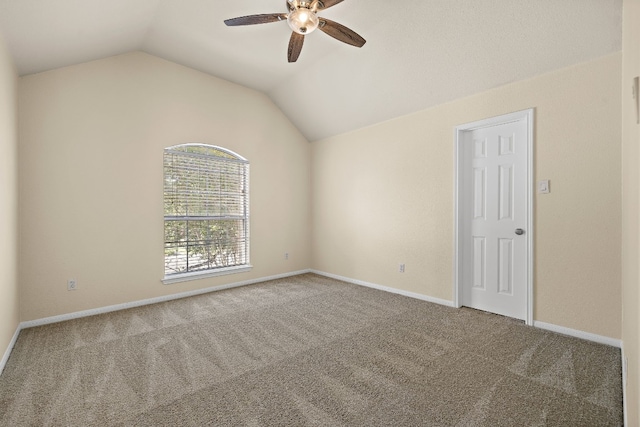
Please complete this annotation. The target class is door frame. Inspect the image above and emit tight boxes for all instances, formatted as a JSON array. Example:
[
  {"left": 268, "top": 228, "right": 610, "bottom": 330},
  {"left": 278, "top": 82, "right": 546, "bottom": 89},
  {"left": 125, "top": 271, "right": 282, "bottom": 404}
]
[{"left": 453, "top": 109, "right": 534, "bottom": 325}]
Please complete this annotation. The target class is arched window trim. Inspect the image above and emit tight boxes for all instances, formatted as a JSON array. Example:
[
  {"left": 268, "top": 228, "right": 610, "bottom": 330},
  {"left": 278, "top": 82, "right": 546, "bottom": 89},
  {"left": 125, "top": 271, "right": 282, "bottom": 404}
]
[
  {"left": 165, "top": 143, "right": 248, "bottom": 162},
  {"left": 162, "top": 143, "right": 251, "bottom": 285}
]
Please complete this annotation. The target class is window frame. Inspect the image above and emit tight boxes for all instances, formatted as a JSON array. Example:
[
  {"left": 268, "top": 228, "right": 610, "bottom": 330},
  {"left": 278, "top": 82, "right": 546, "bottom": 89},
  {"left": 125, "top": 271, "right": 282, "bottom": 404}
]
[{"left": 162, "top": 143, "right": 251, "bottom": 284}]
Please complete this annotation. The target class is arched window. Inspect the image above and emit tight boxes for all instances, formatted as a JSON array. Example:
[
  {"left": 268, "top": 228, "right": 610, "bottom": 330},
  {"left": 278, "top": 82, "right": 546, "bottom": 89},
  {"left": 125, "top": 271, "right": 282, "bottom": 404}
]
[{"left": 163, "top": 144, "right": 250, "bottom": 283}]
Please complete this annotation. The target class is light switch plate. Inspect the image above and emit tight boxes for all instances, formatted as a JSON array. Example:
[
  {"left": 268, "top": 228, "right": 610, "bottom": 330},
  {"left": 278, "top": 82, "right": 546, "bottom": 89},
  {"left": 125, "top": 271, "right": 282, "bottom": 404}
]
[{"left": 538, "top": 180, "right": 550, "bottom": 194}]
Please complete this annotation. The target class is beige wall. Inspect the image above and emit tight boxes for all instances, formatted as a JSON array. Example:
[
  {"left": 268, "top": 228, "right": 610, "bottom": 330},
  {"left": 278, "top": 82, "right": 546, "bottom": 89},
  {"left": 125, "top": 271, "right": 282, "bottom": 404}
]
[
  {"left": 7, "top": 27, "right": 633, "bottom": 417},
  {"left": 312, "top": 53, "right": 622, "bottom": 340},
  {"left": 0, "top": 33, "right": 19, "bottom": 362},
  {"left": 622, "top": 0, "right": 640, "bottom": 423},
  {"left": 18, "top": 52, "right": 311, "bottom": 321}
]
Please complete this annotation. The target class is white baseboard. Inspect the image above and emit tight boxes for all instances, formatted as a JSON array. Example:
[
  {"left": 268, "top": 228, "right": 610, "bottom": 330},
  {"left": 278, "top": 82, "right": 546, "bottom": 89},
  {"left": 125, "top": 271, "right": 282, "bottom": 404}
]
[
  {"left": 5, "top": 268, "right": 625, "bottom": 386},
  {"left": 310, "top": 270, "right": 456, "bottom": 308},
  {"left": 311, "top": 270, "right": 623, "bottom": 350},
  {"left": 533, "top": 321, "right": 622, "bottom": 348},
  {"left": 20, "top": 269, "right": 312, "bottom": 329},
  {"left": 1, "top": 269, "right": 310, "bottom": 375},
  {"left": 0, "top": 324, "right": 22, "bottom": 375},
  {"left": 622, "top": 342, "right": 628, "bottom": 427}
]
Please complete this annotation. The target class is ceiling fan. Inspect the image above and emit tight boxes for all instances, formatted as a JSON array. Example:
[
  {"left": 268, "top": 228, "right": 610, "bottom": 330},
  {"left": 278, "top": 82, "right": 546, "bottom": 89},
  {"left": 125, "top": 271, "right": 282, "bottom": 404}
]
[{"left": 224, "top": 0, "right": 366, "bottom": 63}]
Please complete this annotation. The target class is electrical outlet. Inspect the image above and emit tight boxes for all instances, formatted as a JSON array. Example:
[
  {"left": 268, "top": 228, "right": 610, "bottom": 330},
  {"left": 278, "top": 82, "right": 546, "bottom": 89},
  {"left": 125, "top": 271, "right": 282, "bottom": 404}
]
[
  {"left": 399, "top": 264, "right": 405, "bottom": 273},
  {"left": 285, "top": 253, "right": 289, "bottom": 260},
  {"left": 67, "top": 279, "right": 77, "bottom": 291}
]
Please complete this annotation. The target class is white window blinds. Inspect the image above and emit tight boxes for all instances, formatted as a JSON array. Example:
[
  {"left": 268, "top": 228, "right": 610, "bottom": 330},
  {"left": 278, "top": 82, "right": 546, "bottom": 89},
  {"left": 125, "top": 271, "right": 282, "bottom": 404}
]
[{"left": 163, "top": 144, "right": 249, "bottom": 278}]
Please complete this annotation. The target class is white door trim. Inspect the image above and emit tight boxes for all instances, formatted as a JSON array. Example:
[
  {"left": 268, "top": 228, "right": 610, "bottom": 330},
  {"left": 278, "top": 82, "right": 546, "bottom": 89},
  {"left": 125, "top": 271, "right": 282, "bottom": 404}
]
[{"left": 454, "top": 109, "right": 534, "bottom": 325}]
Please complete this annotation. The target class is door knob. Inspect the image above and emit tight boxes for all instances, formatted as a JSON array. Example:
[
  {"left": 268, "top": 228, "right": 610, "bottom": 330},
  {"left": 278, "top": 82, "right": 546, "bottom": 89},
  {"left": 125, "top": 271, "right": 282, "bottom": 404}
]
[{"left": 515, "top": 228, "right": 525, "bottom": 235}]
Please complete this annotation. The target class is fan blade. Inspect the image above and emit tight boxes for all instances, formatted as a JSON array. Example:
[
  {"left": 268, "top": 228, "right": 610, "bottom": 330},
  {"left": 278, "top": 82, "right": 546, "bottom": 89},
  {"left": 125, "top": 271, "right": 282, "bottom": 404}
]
[
  {"left": 319, "top": 19, "right": 366, "bottom": 47},
  {"left": 318, "top": 0, "right": 344, "bottom": 9},
  {"left": 224, "top": 14, "right": 287, "bottom": 26},
  {"left": 288, "top": 32, "right": 305, "bottom": 62}
]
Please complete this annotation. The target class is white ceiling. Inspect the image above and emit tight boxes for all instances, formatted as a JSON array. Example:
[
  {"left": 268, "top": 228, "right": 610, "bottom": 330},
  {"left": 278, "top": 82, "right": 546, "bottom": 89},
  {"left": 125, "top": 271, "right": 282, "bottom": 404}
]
[{"left": 0, "top": 0, "right": 622, "bottom": 141}]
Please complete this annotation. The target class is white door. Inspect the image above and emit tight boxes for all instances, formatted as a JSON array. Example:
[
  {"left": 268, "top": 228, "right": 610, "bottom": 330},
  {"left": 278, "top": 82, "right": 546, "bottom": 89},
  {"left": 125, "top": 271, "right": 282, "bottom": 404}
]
[{"left": 456, "top": 111, "right": 532, "bottom": 321}]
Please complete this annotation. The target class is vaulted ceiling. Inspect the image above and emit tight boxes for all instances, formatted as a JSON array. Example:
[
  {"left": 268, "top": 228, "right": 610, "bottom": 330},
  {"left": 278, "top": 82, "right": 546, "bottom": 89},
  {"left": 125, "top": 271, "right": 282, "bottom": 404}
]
[{"left": 0, "top": 0, "right": 622, "bottom": 141}]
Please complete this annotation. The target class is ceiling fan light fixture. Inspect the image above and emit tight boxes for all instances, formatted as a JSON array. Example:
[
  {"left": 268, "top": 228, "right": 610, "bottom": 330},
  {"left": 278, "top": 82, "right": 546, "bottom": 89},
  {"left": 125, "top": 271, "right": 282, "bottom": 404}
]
[{"left": 287, "top": 7, "right": 319, "bottom": 34}]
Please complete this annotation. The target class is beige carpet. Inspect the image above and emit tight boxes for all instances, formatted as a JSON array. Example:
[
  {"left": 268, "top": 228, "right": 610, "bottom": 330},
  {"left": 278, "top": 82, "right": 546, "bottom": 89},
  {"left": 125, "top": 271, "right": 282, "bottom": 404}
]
[{"left": 0, "top": 274, "right": 623, "bottom": 426}]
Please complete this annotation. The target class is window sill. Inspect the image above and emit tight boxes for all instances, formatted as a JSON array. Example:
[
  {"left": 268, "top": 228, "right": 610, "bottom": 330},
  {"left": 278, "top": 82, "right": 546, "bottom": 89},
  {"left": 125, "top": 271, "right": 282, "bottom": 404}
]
[{"left": 162, "top": 265, "right": 253, "bottom": 285}]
